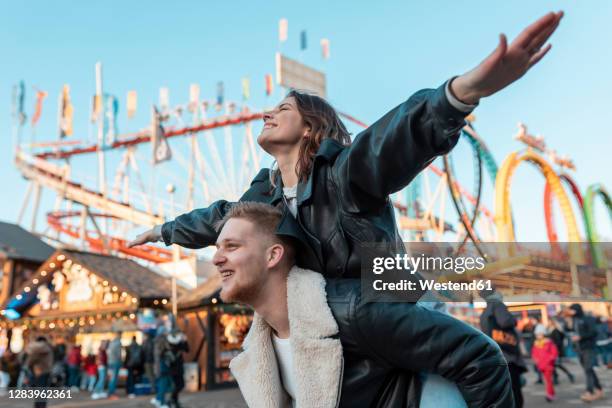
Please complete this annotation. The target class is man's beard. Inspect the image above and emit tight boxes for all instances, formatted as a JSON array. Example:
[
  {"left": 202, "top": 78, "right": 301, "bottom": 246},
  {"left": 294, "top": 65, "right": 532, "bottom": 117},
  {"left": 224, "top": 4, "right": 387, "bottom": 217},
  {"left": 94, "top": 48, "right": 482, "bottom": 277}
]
[{"left": 220, "top": 278, "right": 262, "bottom": 305}]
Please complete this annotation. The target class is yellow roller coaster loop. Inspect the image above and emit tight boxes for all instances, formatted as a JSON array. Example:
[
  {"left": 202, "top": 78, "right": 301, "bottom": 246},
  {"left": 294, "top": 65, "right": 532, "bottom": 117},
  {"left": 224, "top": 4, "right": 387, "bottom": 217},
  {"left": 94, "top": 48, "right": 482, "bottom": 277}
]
[{"left": 495, "top": 149, "right": 585, "bottom": 264}]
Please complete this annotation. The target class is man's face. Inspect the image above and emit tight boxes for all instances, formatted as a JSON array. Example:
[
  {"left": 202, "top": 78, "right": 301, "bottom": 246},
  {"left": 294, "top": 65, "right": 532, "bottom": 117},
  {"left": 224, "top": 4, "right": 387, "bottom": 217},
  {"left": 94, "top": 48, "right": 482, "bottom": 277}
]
[
  {"left": 258, "top": 96, "right": 308, "bottom": 154},
  {"left": 213, "top": 218, "right": 270, "bottom": 304}
]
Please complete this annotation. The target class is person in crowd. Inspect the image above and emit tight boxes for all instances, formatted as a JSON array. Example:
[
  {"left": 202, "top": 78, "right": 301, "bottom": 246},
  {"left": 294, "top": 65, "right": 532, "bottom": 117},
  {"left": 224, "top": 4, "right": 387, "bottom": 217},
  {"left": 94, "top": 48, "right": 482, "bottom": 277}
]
[
  {"left": 547, "top": 317, "right": 574, "bottom": 384},
  {"left": 152, "top": 328, "right": 172, "bottom": 408},
  {"left": 480, "top": 288, "right": 527, "bottom": 408},
  {"left": 50, "top": 342, "right": 67, "bottom": 387},
  {"left": 595, "top": 316, "right": 611, "bottom": 366},
  {"left": 24, "top": 336, "right": 54, "bottom": 408},
  {"left": 125, "top": 335, "right": 144, "bottom": 398},
  {"left": 0, "top": 350, "right": 20, "bottom": 395},
  {"left": 565, "top": 304, "right": 604, "bottom": 402},
  {"left": 92, "top": 340, "right": 108, "bottom": 400},
  {"left": 531, "top": 324, "right": 558, "bottom": 402},
  {"left": 106, "top": 331, "right": 123, "bottom": 399},
  {"left": 167, "top": 329, "right": 189, "bottom": 408},
  {"left": 81, "top": 348, "right": 97, "bottom": 392},
  {"left": 142, "top": 331, "right": 156, "bottom": 393},
  {"left": 66, "top": 343, "right": 82, "bottom": 391},
  {"left": 215, "top": 202, "right": 512, "bottom": 407}
]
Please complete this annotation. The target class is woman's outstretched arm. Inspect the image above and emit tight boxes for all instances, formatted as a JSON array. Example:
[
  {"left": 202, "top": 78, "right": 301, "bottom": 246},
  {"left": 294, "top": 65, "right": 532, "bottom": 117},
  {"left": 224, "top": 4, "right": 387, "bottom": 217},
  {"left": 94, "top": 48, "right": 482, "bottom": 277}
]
[{"left": 334, "top": 11, "right": 563, "bottom": 211}]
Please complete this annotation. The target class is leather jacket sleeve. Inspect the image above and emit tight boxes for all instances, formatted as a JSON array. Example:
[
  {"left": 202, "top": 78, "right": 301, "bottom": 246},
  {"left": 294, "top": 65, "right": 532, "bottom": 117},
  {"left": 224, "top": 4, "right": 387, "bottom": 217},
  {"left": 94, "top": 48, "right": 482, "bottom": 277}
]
[
  {"left": 334, "top": 80, "right": 467, "bottom": 211},
  {"left": 353, "top": 300, "right": 514, "bottom": 408},
  {"left": 161, "top": 199, "right": 234, "bottom": 248}
]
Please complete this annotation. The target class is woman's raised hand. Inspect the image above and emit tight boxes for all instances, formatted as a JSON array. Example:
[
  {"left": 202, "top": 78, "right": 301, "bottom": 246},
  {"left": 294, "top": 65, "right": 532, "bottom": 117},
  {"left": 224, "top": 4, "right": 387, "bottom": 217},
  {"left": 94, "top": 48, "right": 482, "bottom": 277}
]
[
  {"left": 451, "top": 11, "right": 564, "bottom": 105},
  {"left": 127, "top": 225, "right": 163, "bottom": 247}
]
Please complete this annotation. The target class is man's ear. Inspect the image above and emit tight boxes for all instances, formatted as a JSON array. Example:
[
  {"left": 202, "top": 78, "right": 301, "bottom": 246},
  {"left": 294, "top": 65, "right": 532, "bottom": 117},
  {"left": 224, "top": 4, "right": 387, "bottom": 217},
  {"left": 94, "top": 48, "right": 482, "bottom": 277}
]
[{"left": 267, "top": 243, "right": 285, "bottom": 269}]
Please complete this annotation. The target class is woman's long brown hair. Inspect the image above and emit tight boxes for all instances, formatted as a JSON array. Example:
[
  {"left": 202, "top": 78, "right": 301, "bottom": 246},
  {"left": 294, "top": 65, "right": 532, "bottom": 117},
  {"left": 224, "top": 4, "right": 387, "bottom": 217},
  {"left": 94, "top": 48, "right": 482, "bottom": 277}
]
[{"left": 272, "top": 90, "right": 351, "bottom": 185}]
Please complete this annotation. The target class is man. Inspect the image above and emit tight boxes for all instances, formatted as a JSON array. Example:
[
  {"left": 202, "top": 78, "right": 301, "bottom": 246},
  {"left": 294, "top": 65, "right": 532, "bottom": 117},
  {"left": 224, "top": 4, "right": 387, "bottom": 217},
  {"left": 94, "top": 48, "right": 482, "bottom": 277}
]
[
  {"left": 167, "top": 329, "right": 189, "bottom": 408},
  {"left": 213, "top": 202, "right": 513, "bottom": 407},
  {"left": 24, "top": 336, "right": 54, "bottom": 408},
  {"left": 124, "top": 336, "right": 143, "bottom": 398},
  {"left": 565, "top": 304, "right": 603, "bottom": 402},
  {"left": 106, "top": 331, "right": 122, "bottom": 399},
  {"left": 142, "top": 331, "right": 156, "bottom": 393},
  {"left": 480, "top": 289, "right": 527, "bottom": 407}
]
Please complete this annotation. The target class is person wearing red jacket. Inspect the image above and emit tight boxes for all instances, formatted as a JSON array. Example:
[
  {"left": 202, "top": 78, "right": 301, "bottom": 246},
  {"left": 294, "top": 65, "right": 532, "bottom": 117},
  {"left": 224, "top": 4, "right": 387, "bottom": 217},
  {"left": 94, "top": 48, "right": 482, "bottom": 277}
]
[
  {"left": 82, "top": 352, "right": 97, "bottom": 392},
  {"left": 66, "top": 344, "right": 82, "bottom": 390},
  {"left": 532, "top": 324, "right": 558, "bottom": 402}
]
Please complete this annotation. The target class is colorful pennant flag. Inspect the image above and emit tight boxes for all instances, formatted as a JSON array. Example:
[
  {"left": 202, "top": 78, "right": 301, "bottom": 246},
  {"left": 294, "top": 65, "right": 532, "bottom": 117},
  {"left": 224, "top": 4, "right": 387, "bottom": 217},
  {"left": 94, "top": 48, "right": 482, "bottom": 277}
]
[
  {"left": 216, "top": 81, "right": 224, "bottom": 109},
  {"left": 151, "top": 105, "right": 172, "bottom": 164},
  {"left": 189, "top": 84, "right": 200, "bottom": 113},
  {"left": 265, "top": 74, "right": 274, "bottom": 96},
  {"left": 126, "top": 90, "right": 137, "bottom": 119},
  {"left": 58, "top": 84, "right": 74, "bottom": 138},
  {"left": 103, "top": 94, "right": 119, "bottom": 145},
  {"left": 241, "top": 77, "right": 250, "bottom": 101},
  {"left": 300, "top": 30, "right": 307, "bottom": 50},
  {"left": 91, "top": 94, "right": 102, "bottom": 123},
  {"left": 279, "top": 18, "right": 288, "bottom": 42},
  {"left": 17, "top": 81, "right": 27, "bottom": 126},
  {"left": 31, "top": 89, "right": 47, "bottom": 127},
  {"left": 321, "top": 38, "right": 330, "bottom": 59},
  {"left": 159, "top": 87, "right": 170, "bottom": 112}
]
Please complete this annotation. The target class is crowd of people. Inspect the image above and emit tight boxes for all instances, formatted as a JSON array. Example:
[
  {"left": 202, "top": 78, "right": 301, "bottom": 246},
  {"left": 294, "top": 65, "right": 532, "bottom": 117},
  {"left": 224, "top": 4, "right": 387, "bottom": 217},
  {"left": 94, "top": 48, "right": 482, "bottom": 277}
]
[
  {"left": 0, "top": 324, "right": 189, "bottom": 408},
  {"left": 481, "top": 289, "right": 611, "bottom": 406}
]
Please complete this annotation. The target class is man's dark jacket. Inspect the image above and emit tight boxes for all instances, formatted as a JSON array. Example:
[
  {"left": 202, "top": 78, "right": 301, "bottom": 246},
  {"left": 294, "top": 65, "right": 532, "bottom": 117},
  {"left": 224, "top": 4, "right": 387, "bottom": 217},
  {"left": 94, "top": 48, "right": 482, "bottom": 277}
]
[
  {"left": 480, "top": 296, "right": 526, "bottom": 370},
  {"left": 327, "top": 279, "right": 515, "bottom": 407},
  {"left": 161, "top": 81, "right": 466, "bottom": 279}
]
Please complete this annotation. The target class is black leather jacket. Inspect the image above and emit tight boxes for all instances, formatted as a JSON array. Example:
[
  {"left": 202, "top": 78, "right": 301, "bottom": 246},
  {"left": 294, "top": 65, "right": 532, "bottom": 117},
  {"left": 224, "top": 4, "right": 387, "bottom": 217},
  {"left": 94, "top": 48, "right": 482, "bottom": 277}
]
[
  {"left": 161, "top": 81, "right": 466, "bottom": 278},
  {"left": 327, "top": 279, "right": 515, "bottom": 408}
]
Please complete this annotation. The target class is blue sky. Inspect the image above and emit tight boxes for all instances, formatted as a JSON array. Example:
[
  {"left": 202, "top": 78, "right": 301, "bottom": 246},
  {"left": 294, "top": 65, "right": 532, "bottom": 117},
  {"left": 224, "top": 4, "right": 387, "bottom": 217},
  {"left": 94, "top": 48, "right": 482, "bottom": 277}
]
[{"left": 0, "top": 0, "right": 610, "bottom": 243}]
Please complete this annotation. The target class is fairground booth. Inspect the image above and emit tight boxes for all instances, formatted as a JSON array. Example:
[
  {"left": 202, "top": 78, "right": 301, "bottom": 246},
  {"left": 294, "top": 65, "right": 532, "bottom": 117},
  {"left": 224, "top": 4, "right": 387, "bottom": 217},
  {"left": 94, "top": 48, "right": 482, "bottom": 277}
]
[
  {"left": 176, "top": 274, "right": 252, "bottom": 390},
  {"left": 0, "top": 248, "right": 180, "bottom": 354}
]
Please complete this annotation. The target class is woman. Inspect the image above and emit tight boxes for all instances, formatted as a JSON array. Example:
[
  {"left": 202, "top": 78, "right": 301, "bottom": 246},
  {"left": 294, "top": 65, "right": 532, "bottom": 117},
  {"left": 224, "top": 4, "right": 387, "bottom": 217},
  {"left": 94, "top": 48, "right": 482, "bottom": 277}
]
[
  {"left": 91, "top": 340, "right": 108, "bottom": 400},
  {"left": 129, "top": 12, "right": 564, "bottom": 282}
]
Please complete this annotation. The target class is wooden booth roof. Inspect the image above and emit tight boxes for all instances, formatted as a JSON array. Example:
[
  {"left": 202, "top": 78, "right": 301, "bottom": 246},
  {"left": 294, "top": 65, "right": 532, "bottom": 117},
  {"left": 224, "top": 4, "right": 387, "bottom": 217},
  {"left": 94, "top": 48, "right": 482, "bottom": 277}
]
[
  {"left": 61, "top": 249, "right": 180, "bottom": 299},
  {"left": 0, "top": 221, "right": 54, "bottom": 263},
  {"left": 178, "top": 274, "right": 222, "bottom": 310}
]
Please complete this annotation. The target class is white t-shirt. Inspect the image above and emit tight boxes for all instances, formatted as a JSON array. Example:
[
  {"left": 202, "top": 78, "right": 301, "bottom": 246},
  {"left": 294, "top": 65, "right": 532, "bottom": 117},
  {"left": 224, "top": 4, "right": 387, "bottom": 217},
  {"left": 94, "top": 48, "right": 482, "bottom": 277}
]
[
  {"left": 283, "top": 184, "right": 298, "bottom": 218},
  {"left": 271, "top": 334, "right": 296, "bottom": 406}
]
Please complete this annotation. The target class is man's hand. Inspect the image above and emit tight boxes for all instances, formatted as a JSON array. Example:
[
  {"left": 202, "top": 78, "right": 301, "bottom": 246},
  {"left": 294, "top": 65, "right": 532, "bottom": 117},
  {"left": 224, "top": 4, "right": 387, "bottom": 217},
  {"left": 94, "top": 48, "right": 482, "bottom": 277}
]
[
  {"left": 127, "top": 225, "right": 163, "bottom": 247},
  {"left": 451, "top": 11, "right": 564, "bottom": 105}
]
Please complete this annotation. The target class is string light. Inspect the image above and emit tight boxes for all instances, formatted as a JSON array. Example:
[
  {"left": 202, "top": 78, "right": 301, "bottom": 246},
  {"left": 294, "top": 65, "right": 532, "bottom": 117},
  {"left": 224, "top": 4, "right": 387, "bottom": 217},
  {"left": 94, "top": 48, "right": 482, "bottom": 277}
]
[
  {"left": 33, "top": 279, "right": 39, "bottom": 284},
  {"left": 41, "top": 271, "right": 47, "bottom": 276},
  {"left": 161, "top": 299, "right": 168, "bottom": 305}
]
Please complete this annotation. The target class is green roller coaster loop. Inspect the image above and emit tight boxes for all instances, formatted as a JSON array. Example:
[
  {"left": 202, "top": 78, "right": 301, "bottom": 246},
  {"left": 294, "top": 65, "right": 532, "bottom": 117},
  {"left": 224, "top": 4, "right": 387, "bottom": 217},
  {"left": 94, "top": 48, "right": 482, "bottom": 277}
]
[
  {"left": 583, "top": 184, "right": 612, "bottom": 268},
  {"left": 444, "top": 124, "right": 500, "bottom": 255}
]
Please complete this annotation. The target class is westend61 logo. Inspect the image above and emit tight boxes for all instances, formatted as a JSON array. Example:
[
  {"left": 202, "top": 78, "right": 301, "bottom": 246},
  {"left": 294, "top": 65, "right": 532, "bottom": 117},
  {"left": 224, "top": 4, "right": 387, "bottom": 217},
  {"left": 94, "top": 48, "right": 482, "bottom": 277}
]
[{"left": 371, "top": 254, "right": 486, "bottom": 275}]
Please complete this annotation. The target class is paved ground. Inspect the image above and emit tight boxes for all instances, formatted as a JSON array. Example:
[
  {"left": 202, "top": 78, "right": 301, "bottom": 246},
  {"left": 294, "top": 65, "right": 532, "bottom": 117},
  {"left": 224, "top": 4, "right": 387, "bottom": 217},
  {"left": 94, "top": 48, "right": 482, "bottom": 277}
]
[{"left": 0, "top": 359, "right": 609, "bottom": 407}]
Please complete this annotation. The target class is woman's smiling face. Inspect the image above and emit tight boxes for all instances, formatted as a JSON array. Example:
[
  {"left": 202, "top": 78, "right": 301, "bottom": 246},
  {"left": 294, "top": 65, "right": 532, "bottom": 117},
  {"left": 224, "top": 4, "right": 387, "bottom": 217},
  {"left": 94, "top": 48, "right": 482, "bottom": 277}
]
[{"left": 257, "top": 96, "right": 310, "bottom": 154}]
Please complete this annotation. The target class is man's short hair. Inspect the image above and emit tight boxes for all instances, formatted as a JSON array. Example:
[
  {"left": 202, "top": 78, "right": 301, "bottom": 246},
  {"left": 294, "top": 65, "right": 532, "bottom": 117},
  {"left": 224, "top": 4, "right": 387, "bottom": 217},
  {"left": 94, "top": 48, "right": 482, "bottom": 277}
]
[{"left": 215, "top": 202, "right": 296, "bottom": 264}]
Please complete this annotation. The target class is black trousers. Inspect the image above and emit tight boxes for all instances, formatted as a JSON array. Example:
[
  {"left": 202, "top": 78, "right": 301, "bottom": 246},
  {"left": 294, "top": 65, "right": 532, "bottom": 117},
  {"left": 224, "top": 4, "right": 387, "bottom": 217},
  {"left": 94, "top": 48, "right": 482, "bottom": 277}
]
[
  {"left": 31, "top": 373, "right": 50, "bottom": 408},
  {"left": 579, "top": 349, "right": 602, "bottom": 393},
  {"left": 508, "top": 363, "right": 524, "bottom": 408}
]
